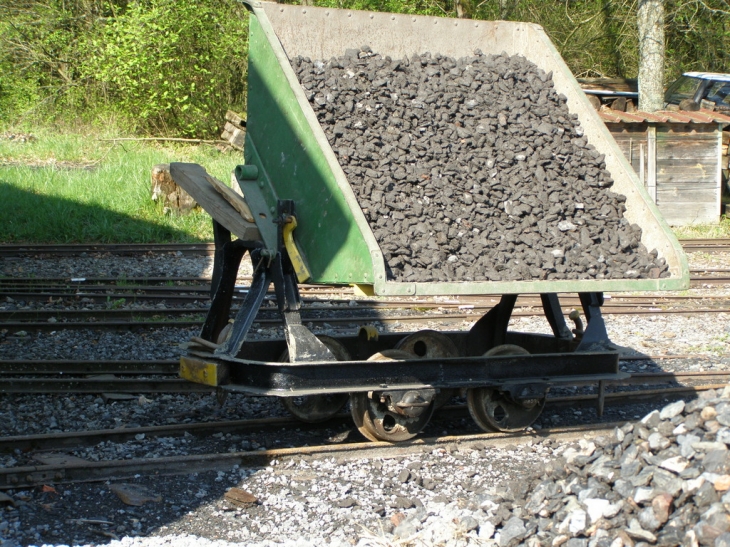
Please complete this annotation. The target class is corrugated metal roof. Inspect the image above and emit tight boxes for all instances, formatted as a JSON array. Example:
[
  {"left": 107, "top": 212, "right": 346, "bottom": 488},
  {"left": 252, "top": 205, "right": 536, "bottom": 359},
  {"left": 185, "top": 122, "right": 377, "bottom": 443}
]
[{"left": 598, "top": 107, "right": 730, "bottom": 124}]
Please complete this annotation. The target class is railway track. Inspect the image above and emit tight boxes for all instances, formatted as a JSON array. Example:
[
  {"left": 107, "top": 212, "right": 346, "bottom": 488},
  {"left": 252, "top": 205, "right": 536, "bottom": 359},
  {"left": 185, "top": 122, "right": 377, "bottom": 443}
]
[
  {"left": 0, "top": 271, "right": 728, "bottom": 303},
  {"left": 0, "top": 379, "right": 723, "bottom": 490},
  {"left": 0, "top": 300, "right": 728, "bottom": 333},
  {"left": 0, "top": 239, "right": 727, "bottom": 258},
  {"left": 679, "top": 237, "right": 730, "bottom": 253},
  {"left": 0, "top": 243, "right": 216, "bottom": 257}
]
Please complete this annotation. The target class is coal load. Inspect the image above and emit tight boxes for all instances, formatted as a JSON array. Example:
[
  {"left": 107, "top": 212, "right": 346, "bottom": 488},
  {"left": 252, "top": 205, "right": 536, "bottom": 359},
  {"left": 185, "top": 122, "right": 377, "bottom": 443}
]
[{"left": 293, "top": 48, "right": 670, "bottom": 282}]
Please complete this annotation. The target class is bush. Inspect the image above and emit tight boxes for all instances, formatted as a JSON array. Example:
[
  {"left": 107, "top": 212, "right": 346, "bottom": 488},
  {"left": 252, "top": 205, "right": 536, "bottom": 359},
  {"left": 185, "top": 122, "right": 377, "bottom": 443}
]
[
  {"left": 82, "top": 0, "right": 249, "bottom": 137},
  {"left": 0, "top": 0, "right": 248, "bottom": 137}
]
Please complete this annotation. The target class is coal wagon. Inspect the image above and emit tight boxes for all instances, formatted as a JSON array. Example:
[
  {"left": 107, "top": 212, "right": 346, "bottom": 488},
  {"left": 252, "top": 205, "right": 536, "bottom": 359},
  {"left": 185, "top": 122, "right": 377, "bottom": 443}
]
[{"left": 173, "top": 1, "right": 689, "bottom": 442}]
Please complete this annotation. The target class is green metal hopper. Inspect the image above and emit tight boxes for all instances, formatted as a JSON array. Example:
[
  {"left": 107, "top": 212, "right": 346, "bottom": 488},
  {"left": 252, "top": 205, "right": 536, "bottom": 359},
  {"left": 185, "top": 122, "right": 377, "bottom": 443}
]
[{"left": 237, "top": 1, "right": 688, "bottom": 296}]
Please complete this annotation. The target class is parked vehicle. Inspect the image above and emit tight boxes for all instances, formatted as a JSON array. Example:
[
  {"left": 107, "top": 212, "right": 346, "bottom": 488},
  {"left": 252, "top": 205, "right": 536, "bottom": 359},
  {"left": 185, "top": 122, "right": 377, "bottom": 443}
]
[{"left": 664, "top": 72, "right": 730, "bottom": 110}]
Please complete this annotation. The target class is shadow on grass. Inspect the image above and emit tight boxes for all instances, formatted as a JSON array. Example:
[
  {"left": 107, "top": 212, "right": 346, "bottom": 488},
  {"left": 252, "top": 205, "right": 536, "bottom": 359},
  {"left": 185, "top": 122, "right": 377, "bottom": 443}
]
[{"left": 0, "top": 181, "right": 206, "bottom": 243}]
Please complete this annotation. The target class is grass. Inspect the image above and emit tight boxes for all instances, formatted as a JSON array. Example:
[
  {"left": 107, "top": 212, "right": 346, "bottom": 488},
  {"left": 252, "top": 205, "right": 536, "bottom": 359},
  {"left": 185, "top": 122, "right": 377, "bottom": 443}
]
[
  {"left": 672, "top": 216, "right": 730, "bottom": 240},
  {"left": 1, "top": 126, "right": 729, "bottom": 244},
  {"left": 0, "top": 127, "right": 244, "bottom": 243}
]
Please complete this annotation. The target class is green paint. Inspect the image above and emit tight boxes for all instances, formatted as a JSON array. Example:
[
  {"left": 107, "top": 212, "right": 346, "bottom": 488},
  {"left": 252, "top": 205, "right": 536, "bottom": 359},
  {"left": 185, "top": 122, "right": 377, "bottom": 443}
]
[
  {"left": 242, "top": 3, "right": 689, "bottom": 296},
  {"left": 244, "top": 15, "right": 373, "bottom": 285}
]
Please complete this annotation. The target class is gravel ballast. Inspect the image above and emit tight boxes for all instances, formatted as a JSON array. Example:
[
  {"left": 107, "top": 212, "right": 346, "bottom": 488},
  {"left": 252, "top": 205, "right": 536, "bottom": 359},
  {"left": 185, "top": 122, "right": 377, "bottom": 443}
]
[
  {"left": 294, "top": 49, "right": 669, "bottom": 283},
  {"left": 4, "top": 391, "right": 730, "bottom": 547},
  {"left": 0, "top": 251, "right": 727, "bottom": 547}
]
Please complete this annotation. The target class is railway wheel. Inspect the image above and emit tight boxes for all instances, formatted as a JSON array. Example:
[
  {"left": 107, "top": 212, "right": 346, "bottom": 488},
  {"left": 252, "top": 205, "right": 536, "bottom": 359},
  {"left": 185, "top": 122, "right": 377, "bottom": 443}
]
[
  {"left": 280, "top": 336, "right": 350, "bottom": 423},
  {"left": 395, "top": 330, "right": 459, "bottom": 408},
  {"left": 467, "top": 344, "right": 546, "bottom": 433},
  {"left": 350, "top": 350, "right": 435, "bottom": 442}
]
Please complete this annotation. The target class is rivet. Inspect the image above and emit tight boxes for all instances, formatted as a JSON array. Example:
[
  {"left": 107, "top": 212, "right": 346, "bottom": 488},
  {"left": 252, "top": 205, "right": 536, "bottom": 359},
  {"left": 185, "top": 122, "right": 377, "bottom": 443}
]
[
  {"left": 270, "top": 206, "right": 276, "bottom": 214},
  {"left": 259, "top": 181, "right": 264, "bottom": 188}
]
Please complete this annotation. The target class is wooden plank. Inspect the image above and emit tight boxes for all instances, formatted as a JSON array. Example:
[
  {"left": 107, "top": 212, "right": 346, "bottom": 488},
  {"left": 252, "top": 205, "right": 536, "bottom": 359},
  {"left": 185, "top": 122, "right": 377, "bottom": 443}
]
[
  {"left": 647, "top": 126, "right": 657, "bottom": 203},
  {"left": 657, "top": 167, "right": 716, "bottom": 185},
  {"left": 223, "top": 122, "right": 245, "bottom": 150},
  {"left": 204, "top": 173, "right": 255, "bottom": 223},
  {"left": 225, "top": 110, "right": 246, "bottom": 127},
  {"left": 639, "top": 142, "right": 645, "bottom": 188},
  {"left": 656, "top": 185, "right": 718, "bottom": 204},
  {"left": 657, "top": 141, "right": 721, "bottom": 161},
  {"left": 656, "top": 132, "right": 717, "bottom": 141},
  {"left": 657, "top": 203, "right": 718, "bottom": 225},
  {"left": 169, "top": 163, "right": 261, "bottom": 243},
  {"left": 717, "top": 127, "right": 724, "bottom": 219},
  {"left": 578, "top": 78, "right": 637, "bottom": 93}
]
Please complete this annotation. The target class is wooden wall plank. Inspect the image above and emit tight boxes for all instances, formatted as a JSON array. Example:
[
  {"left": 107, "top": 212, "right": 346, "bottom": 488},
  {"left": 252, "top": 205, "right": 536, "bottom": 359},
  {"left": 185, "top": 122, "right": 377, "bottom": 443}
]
[
  {"left": 606, "top": 121, "right": 722, "bottom": 225},
  {"left": 656, "top": 185, "right": 718, "bottom": 203}
]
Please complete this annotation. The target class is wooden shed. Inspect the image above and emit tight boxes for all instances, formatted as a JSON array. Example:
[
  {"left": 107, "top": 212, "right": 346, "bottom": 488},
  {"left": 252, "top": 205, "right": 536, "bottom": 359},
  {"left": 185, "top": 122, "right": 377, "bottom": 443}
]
[{"left": 600, "top": 108, "right": 730, "bottom": 225}]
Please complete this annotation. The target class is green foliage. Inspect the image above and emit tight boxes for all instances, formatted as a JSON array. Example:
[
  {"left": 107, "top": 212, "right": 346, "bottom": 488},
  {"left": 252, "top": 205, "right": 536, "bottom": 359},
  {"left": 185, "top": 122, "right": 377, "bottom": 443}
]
[
  {"left": 664, "top": 0, "right": 730, "bottom": 80},
  {"left": 0, "top": 0, "right": 248, "bottom": 137},
  {"left": 83, "top": 0, "right": 249, "bottom": 136},
  {"left": 2, "top": 0, "right": 730, "bottom": 136}
]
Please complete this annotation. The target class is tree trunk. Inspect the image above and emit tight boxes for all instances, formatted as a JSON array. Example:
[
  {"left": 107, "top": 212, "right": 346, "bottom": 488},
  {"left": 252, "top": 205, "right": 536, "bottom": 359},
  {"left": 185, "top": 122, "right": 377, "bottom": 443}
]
[
  {"left": 637, "top": 0, "right": 665, "bottom": 112},
  {"left": 499, "top": 0, "right": 516, "bottom": 20},
  {"left": 455, "top": 0, "right": 466, "bottom": 19}
]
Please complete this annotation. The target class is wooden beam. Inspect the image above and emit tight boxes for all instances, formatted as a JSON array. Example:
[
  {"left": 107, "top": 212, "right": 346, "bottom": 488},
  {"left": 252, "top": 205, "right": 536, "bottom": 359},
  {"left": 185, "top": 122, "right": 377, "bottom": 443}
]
[
  {"left": 647, "top": 126, "right": 657, "bottom": 203},
  {"left": 169, "top": 163, "right": 261, "bottom": 243}
]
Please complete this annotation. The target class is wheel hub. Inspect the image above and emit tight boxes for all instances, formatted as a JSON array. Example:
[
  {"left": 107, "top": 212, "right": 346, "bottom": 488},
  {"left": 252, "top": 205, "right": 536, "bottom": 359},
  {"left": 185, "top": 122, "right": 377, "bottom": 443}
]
[{"left": 350, "top": 350, "right": 435, "bottom": 442}]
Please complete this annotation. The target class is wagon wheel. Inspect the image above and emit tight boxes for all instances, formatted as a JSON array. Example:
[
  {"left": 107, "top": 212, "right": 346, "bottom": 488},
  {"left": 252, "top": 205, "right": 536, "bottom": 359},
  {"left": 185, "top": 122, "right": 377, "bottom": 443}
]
[
  {"left": 467, "top": 344, "right": 545, "bottom": 433},
  {"left": 350, "top": 350, "right": 435, "bottom": 443},
  {"left": 395, "top": 330, "right": 459, "bottom": 408},
  {"left": 280, "top": 335, "right": 350, "bottom": 423}
]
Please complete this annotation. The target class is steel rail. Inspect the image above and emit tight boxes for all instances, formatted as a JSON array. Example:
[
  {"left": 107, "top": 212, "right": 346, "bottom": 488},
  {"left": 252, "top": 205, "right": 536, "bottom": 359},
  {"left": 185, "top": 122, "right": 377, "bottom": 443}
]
[
  {"left": 0, "top": 379, "right": 718, "bottom": 454},
  {"left": 0, "top": 276, "right": 730, "bottom": 305},
  {"left": 2, "top": 304, "right": 730, "bottom": 333},
  {"left": 0, "top": 243, "right": 216, "bottom": 257},
  {"left": 0, "top": 273, "right": 727, "bottom": 292},
  {"left": 0, "top": 360, "right": 180, "bottom": 375},
  {"left": 0, "top": 381, "right": 722, "bottom": 489},
  {"left": 5, "top": 297, "right": 730, "bottom": 322},
  {"left": 1, "top": 295, "right": 729, "bottom": 328},
  {"left": 0, "top": 421, "right": 627, "bottom": 490},
  {"left": 0, "top": 239, "right": 727, "bottom": 257},
  {"left": 0, "top": 378, "right": 213, "bottom": 394}
]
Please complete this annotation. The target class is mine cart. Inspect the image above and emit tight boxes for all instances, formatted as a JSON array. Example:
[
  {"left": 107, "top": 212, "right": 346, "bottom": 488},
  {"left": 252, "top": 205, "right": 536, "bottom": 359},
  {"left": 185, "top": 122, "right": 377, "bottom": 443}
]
[{"left": 174, "top": 1, "right": 689, "bottom": 442}]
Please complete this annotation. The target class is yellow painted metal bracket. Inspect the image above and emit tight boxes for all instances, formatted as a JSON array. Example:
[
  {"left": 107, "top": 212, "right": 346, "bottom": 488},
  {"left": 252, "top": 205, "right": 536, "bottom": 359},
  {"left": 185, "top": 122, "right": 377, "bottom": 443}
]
[
  {"left": 358, "top": 325, "right": 379, "bottom": 341},
  {"left": 180, "top": 356, "right": 230, "bottom": 387},
  {"left": 283, "top": 215, "right": 311, "bottom": 283}
]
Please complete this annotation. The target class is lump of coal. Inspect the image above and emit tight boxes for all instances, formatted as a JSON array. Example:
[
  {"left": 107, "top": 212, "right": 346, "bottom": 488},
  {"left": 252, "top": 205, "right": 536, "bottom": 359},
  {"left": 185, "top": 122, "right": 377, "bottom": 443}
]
[{"left": 293, "top": 48, "right": 670, "bottom": 283}]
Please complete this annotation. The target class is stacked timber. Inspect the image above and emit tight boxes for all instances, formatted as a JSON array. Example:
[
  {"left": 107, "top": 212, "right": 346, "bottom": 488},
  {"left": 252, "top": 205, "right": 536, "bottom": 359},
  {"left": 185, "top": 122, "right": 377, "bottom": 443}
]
[{"left": 221, "top": 110, "right": 246, "bottom": 151}]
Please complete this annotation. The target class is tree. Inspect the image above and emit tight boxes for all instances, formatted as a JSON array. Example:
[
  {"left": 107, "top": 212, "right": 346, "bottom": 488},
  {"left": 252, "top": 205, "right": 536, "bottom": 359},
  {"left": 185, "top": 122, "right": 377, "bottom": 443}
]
[{"left": 637, "top": 0, "right": 665, "bottom": 111}]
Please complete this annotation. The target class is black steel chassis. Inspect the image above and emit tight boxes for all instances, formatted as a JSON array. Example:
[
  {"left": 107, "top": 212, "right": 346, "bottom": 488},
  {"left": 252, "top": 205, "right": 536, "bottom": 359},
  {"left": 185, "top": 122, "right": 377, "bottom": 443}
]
[{"left": 183, "top": 211, "right": 627, "bottom": 417}]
